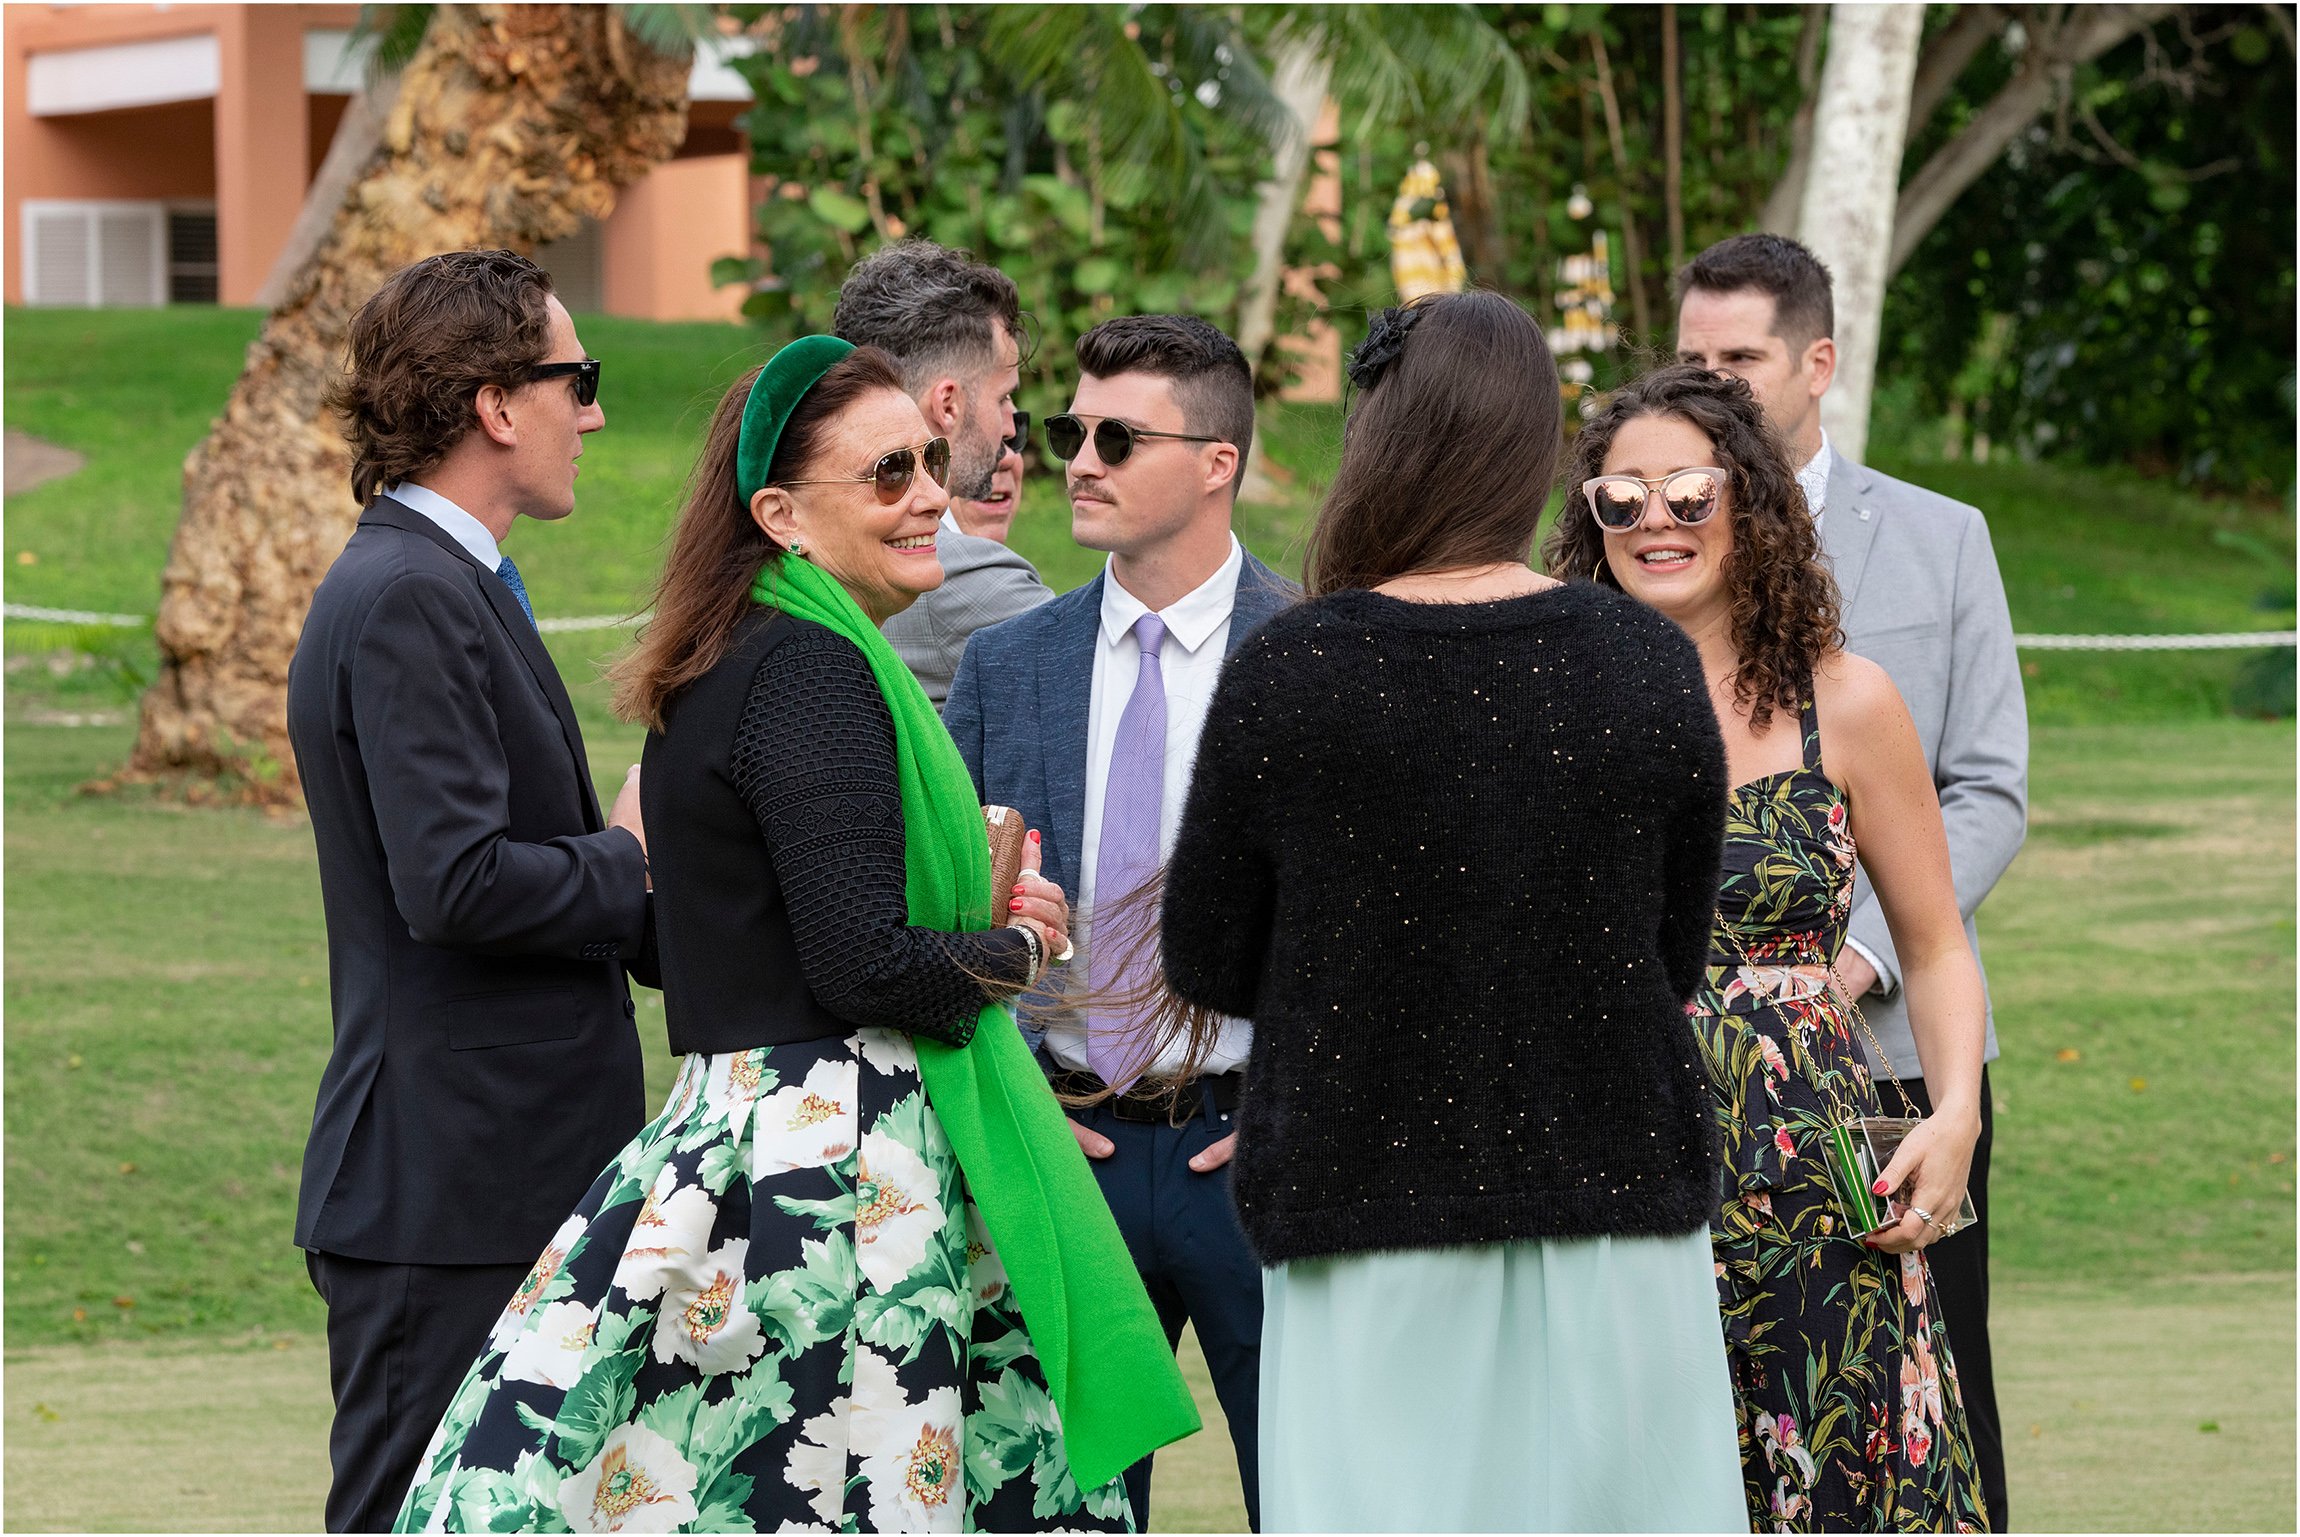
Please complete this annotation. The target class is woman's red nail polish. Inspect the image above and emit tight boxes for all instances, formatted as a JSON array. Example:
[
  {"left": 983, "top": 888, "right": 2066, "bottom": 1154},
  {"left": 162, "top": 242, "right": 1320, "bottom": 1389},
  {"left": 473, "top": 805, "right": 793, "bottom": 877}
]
[
  {"left": 1009, "top": 899, "right": 1022, "bottom": 911},
  {"left": 1871, "top": 1178, "right": 1891, "bottom": 1195}
]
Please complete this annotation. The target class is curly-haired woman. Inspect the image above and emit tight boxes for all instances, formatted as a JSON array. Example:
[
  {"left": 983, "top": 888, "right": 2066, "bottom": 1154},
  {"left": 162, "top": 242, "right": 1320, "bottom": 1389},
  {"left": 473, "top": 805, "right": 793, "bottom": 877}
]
[
  {"left": 1546, "top": 364, "right": 1991, "bottom": 1532},
  {"left": 1160, "top": 295, "right": 1747, "bottom": 1531}
]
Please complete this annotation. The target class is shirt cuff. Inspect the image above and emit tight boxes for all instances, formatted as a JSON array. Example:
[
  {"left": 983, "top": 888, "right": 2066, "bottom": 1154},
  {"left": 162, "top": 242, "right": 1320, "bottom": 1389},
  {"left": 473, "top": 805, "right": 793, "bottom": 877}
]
[{"left": 1842, "top": 935, "right": 1891, "bottom": 994}]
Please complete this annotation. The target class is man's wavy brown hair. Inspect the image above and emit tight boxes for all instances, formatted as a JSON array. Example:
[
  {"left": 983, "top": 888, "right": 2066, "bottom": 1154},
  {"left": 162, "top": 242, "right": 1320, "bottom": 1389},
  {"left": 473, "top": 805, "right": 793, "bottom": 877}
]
[
  {"left": 1542, "top": 364, "right": 1841, "bottom": 732},
  {"left": 328, "top": 249, "right": 559, "bottom": 505}
]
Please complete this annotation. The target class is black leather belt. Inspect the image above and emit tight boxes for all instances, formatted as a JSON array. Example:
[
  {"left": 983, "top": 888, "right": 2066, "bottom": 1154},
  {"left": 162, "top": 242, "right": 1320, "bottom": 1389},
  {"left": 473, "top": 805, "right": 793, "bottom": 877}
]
[{"left": 1048, "top": 1068, "right": 1243, "bottom": 1127}]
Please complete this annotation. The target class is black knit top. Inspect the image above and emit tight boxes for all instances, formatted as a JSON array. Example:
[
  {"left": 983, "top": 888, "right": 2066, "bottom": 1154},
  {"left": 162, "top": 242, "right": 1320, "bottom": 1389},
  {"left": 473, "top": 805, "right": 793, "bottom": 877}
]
[
  {"left": 1161, "top": 582, "right": 1728, "bottom": 1264},
  {"left": 642, "top": 608, "right": 1033, "bottom": 1056}
]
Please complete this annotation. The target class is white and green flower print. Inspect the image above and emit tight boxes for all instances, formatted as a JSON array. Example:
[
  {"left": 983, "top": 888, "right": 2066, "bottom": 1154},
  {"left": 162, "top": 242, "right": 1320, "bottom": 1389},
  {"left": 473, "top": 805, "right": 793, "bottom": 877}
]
[{"left": 393, "top": 1031, "right": 1132, "bottom": 1535}]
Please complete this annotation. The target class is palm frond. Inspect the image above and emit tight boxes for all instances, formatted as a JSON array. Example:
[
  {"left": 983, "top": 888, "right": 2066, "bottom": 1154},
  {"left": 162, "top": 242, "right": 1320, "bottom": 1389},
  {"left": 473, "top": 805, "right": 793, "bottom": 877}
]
[
  {"left": 618, "top": 3, "right": 722, "bottom": 62},
  {"left": 350, "top": 3, "right": 436, "bottom": 89}
]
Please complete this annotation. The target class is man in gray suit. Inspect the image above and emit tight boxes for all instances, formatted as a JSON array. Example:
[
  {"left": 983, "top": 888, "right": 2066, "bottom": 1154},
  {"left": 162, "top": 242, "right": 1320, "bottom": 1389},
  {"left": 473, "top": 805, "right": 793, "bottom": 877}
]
[
  {"left": 1678, "top": 232, "right": 2026, "bottom": 1527},
  {"left": 833, "top": 240, "right": 1051, "bottom": 704}
]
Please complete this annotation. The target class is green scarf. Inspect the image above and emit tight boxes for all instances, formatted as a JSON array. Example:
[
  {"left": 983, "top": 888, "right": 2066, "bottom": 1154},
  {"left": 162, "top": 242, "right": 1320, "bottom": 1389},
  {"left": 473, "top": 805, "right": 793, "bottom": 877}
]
[{"left": 753, "top": 554, "right": 1200, "bottom": 1492}]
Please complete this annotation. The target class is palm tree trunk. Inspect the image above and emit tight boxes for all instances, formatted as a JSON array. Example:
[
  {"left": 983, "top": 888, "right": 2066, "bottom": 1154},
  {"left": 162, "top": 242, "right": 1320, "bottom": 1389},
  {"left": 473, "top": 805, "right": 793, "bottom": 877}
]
[
  {"left": 124, "top": 5, "right": 689, "bottom": 802},
  {"left": 1795, "top": 2, "right": 1924, "bottom": 464},
  {"left": 1439, "top": 132, "right": 1505, "bottom": 290}
]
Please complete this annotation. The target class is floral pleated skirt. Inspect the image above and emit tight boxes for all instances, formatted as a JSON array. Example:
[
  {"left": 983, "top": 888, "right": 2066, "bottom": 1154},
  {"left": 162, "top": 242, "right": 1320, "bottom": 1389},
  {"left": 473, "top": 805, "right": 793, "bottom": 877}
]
[{"left": 394, "top": 1029, "right": 1133, "bottom": 1534}]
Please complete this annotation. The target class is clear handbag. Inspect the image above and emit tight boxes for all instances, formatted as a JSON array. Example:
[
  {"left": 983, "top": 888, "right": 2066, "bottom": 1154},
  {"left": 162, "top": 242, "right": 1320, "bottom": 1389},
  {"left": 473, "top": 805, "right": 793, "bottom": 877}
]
[{"left": 1819, "top": 964, "right": 1981, "bottom": 1240}]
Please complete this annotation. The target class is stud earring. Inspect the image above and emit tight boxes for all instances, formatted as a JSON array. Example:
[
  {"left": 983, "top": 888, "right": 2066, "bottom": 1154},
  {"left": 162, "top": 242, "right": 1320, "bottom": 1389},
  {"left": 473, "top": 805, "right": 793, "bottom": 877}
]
[{"left": 789, "top": 540, "right": 806, "bottom": 557}]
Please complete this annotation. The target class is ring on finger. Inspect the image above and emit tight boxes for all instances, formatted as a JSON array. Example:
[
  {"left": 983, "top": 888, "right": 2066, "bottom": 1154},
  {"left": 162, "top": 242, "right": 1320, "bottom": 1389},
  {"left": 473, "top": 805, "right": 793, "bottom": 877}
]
[{"left": 1909, "top": 1204, "right": 1937, "bottom": 1228}]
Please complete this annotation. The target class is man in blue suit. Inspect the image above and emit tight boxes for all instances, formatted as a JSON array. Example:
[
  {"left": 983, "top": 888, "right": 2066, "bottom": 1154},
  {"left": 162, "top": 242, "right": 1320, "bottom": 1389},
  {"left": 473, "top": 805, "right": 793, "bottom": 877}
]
[{"left": 944, "top": 315, "right": 1290, "bottom": 1531}]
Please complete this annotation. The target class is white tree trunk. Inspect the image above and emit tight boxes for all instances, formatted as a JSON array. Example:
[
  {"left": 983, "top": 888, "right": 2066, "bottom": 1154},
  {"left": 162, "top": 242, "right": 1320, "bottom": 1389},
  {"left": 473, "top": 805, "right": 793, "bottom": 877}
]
[
  {"left": 1796, "top": 3, "right": 1924, "bottom": 464},
  {"left": 1234, "top": 29, "right": 1331, "bottom": 503},
  {"left": 1235, "top": 34, "right": 1333, "bottom": 372}
]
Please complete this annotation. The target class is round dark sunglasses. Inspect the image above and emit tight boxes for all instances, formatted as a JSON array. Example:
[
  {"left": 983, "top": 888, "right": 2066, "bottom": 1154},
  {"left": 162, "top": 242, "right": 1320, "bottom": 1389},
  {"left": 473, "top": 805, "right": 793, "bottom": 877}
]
[
  {"left": 1044, "top": 412, "right": 1221, "bottom": 466},
  {"left": 528, "top": 358, "right": 601, "bottom": 407},
  {"left": 1582, "top": 467, "right": 1727, "bottom": 532},
  {"left": 1003, "top": 411, "right": 1032, "bottom": 456},
  {"left": 781, "top": 437, "right": 951, "bottom": 505}
]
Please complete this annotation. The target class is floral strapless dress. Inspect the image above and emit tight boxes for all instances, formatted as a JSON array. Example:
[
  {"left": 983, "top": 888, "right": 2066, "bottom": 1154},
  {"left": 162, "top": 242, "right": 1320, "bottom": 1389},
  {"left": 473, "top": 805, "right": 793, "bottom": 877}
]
[{"left": 1690, "top": 691, "right": 1989, "bottom": 1533}]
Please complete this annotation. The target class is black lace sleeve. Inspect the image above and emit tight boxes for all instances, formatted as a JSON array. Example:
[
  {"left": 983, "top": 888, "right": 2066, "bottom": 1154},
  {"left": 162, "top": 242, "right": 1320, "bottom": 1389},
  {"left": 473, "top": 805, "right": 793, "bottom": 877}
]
[{"left": 729, "top": 626, "right": 1032, "bottom": 1044}]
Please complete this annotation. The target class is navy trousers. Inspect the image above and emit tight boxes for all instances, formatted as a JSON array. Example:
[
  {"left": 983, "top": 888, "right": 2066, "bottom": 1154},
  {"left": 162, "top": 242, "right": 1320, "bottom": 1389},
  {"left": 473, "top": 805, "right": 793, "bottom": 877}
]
[
  {"left": 307, "top": 1251, "right": 529, "bottom": 1532},
  {"left": 1072, "top": 1083, "right": 1264, "bottom": 1533},
  {"left": 1899, "top": 1067, "right": 2005, "bottom": 1530}
]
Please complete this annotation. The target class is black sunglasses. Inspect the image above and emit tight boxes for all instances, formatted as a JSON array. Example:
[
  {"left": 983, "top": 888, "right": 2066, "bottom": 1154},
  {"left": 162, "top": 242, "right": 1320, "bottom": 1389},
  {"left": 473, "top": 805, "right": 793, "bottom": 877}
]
[
  {"left": 1582, "top": 467, "right": 1727, "bottom": 532},
  {"left": 527, "top": 358, "right": 601, "bottom": 407},
  {"left": 781, "top": 437, "right": 952, "bottom": 505},
  {"left": 1045, "top": 412, "right": 1221, "bottom": 466},
  {"left": 1004, "top": 410, "right": 1032, "bottom": 456}
]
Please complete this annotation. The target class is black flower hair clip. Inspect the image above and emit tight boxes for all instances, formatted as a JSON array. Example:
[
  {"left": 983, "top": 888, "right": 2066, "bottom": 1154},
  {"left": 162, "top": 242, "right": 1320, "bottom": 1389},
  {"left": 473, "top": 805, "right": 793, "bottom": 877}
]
[{"left": 1345, "top": 304, "right": 1427, "bottom": 396}]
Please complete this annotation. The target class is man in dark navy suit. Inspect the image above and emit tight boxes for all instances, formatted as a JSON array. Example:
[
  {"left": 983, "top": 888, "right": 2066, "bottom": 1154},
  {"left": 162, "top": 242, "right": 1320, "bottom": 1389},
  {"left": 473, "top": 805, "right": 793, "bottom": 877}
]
[
  {"left": 944, "top": 315, "right": 1292, "bottom": 1531},
  {"left": 286, "top": 250, "right": 653, "bottom": 1532}
]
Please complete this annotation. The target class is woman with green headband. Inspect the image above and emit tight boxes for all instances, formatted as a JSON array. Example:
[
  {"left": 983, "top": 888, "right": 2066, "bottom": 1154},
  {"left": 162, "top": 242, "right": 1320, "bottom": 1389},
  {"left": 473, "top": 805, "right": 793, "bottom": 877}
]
[{"left": 396, "top": 338, "right": 1195, "bottom": 1533}]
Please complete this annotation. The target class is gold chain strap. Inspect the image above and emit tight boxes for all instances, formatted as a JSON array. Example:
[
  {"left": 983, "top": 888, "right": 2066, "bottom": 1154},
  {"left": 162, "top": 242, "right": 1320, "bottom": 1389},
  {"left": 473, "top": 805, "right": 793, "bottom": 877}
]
[{"left": 1828, "top": 962, "right": 1922, "bottom": 1120}]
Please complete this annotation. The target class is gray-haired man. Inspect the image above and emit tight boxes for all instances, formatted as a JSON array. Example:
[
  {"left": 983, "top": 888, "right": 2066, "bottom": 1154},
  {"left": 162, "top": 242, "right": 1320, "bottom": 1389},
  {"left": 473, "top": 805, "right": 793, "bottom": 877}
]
[
  {"left": 835, "top": 240, "right": 1052, "bottom": 704},
  {"left": 1677, "top": 231, "right": 2027, "bottom": 1529}
]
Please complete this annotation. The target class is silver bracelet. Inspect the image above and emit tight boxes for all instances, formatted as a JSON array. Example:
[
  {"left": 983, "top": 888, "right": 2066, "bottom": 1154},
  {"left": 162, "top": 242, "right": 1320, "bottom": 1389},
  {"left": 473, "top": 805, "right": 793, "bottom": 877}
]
[{"left": 1015, "top": 924, "right": 1045, "bottom": 988}]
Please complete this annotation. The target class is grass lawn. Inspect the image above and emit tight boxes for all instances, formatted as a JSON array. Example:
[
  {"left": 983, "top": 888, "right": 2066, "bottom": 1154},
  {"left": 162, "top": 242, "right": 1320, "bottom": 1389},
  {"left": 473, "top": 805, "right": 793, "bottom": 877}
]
[
  {"left": 6, "top": 305, "right": 2292, "bottom": 726},
  {"left": 5, "top": 306, "right": 2294, "bottom": 1528}
]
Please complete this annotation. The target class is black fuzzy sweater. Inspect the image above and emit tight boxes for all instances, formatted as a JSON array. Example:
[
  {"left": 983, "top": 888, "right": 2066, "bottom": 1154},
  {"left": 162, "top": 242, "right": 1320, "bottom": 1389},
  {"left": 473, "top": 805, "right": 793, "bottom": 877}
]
[{"left": 1162, "top": 582, "right": 1728, "bottom": 1265}]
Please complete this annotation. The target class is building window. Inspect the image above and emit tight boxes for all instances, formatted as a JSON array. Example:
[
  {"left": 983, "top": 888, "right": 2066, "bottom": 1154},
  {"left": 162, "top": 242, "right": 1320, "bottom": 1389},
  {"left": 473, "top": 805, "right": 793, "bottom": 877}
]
[
  {"left": 167, "top": 206, "right": 219, "bottom": 304},
  {"left": 21, "top": 200, "right": 167, "bottom": 307}
]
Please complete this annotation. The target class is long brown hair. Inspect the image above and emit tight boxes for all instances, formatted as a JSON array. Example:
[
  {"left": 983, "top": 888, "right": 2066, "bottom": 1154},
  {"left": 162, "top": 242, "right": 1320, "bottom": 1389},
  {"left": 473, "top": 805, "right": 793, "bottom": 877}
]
[
  {"left": 610, "top": 346, "right": 907, "bottom": 730},
  {"left": 1541, "top": 364, "right": 1841, "bottom": 732},
  {"left": 1304, "top": 290, "right": 1562, "bottom": 595}
]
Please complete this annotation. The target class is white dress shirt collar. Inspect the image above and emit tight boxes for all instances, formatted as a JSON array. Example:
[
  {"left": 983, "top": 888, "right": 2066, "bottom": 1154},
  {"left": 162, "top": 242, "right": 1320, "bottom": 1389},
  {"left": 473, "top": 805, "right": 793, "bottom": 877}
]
[
  {"left": 1797, "top": 430, "right": 1834, "bottom": 521},
  {"left": 940, "top": 508, "right": 963, "bottom": 537},
  {"left": 386, "top": 482, "right": 503, "bottom": 571},
  {"left": 1099, "top": 533, "right": 1244, "bottom": 654}
]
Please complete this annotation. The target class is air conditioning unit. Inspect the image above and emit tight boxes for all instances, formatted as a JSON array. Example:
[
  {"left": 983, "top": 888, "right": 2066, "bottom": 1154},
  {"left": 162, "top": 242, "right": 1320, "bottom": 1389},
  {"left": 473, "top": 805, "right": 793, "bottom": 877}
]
[{"left": 22, "top": 200, "right": 167, "bottom": 307}]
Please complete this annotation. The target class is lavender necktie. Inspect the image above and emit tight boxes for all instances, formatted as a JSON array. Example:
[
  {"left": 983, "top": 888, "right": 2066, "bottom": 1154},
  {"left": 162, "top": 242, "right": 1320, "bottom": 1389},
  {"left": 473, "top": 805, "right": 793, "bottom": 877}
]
[{"left": 1087, "top": 613, "right": 1167, "bottom": 1093}]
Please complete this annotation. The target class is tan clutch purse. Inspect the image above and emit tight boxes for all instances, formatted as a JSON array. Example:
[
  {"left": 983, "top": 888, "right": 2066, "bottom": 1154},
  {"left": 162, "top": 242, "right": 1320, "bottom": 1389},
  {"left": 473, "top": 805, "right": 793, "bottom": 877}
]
[{"left": 983, "top": 805, "right": 1027, "bottom": 919}]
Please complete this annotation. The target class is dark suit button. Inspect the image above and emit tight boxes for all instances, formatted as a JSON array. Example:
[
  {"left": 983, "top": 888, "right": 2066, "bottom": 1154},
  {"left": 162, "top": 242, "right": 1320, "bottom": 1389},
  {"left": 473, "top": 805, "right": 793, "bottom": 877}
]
[{"left": 623, "top": 999, "right": 637, "bottom": 1019}]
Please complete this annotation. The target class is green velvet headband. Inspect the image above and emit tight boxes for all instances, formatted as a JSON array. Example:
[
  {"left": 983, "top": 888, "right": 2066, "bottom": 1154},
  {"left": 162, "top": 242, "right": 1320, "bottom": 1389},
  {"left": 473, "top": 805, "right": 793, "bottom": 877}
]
[{"left": 736, "top": 333, "right": 856, "bottom": 503}]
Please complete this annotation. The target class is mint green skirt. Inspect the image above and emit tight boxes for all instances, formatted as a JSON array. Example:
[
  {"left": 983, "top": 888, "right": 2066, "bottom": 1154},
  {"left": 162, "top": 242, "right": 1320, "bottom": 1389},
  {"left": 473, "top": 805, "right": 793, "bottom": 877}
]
[{"left": 1260, "top": 1231, "right": 1749, "bottom": 1533}]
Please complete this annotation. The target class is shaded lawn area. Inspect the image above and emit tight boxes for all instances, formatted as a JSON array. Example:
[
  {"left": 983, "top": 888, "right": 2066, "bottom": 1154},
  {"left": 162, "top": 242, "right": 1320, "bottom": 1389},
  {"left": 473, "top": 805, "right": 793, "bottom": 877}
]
[{"left": 12, "top": 1283, "right": 2286, "bottom": 1533}]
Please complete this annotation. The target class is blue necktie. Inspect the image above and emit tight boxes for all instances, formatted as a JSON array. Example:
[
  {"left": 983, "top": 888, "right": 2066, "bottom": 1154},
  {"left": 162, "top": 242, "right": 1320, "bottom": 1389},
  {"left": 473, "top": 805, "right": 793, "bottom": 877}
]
[{"left": 495, "top": 555, "right": 537, "bottom": 631}]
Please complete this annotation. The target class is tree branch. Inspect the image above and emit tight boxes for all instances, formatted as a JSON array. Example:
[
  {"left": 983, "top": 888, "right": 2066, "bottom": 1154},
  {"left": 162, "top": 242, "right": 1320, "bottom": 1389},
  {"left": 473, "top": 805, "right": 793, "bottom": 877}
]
[
  {"left": 2076, "top": 96, "right": 2242, "bottom": 180},
  {"left": 1662, "top": 3, "right": 1685, "bottom": 273},
  {"left": 1888, "top": 2, "right": 2176, "bottom": 276},
  {"left": 1588, "top": 28, "right": 1653, "bottom": 340},
  {"left": 2262, "top": 2, "right": 2296, "bottom": 54},
  {"left": 1759, "top": 3, "right": 1829, "bottom": 234},
  {"left": 1906, "top": 3, "right": 2005, "bottom": 137}
]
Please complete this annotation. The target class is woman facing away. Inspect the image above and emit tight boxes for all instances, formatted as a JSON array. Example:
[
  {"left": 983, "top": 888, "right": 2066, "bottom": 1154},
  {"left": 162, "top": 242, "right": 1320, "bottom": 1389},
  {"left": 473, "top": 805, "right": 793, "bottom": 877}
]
[
  {"left": 1156, "top": 292, "right": 1749, "bottom": 1534},
  {"left": 394, "top": 338, "right": 1194, "bottom": 1534},
  {"left": 1545, "top": 364, "right": 1991, "bottom": 1532}
]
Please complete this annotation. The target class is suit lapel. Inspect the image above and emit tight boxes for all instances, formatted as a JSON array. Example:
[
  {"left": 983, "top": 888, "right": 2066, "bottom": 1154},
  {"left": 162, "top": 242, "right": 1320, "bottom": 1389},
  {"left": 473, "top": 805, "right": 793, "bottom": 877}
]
[
  {"left": 1819, "top": 456, "right": 1882, "bottom": 617},
  {"left": 1227, "top": 552, "right": 1296, "bottom": 655},
  {"left": 1037, "top": 575, "right": 1102, "bottom": 894},
  {"left": 365, "top": 499, "right": 603, "bottom": 828}
]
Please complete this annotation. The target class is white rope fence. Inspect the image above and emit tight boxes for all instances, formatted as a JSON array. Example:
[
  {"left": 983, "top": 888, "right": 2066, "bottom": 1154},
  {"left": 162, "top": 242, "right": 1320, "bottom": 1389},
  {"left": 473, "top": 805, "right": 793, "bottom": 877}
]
[{"left": 4, "top": 602, "right": 2293, "bottom": 651}]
